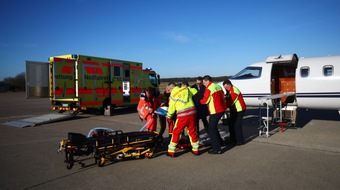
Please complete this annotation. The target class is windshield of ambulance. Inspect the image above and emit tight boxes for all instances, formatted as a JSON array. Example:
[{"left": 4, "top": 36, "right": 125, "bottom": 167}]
[
  {"left": 149, "top": 74, "right": 158, "bottom": 87},
  {"left": 230, "top": 66, "right": 262, "bottom": 79}
]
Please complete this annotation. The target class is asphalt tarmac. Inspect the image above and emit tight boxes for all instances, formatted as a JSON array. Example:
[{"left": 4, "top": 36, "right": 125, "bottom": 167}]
[{"left": 0, "top": 92, "right": 339, "bottom": 190}]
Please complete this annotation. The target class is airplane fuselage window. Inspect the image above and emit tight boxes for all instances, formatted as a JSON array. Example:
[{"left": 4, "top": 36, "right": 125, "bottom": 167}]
[
  {"left": 300, "top": 67, "right": 310, "bottom": 78},
  {"left": 323, "top": 65, "right": 334, "bottom": 77}
]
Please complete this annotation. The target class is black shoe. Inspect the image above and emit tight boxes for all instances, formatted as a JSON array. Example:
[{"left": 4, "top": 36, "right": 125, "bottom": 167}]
[{"left": 208, "top": 149, "right": 222, "bottom": 154}]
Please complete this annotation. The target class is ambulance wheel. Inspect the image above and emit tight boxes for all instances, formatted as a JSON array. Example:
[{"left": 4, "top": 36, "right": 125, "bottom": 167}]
[{"left": 98, "top": 157, "right": 105, "bottom": 167}]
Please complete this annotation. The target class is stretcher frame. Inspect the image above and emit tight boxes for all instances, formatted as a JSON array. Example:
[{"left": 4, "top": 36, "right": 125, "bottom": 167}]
[{"left": 58, "top": 129, "right": 162, "bottom": 169}]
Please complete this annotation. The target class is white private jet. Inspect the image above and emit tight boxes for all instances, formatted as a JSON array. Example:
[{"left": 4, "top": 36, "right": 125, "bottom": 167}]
[{"left": 219, "top": 54, "right": 340, "bottom": 136}]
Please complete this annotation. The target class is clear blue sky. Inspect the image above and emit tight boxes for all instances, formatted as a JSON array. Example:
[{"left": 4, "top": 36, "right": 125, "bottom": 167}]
[{"left": 1, "top": 0, "right": 340, "bottom": 80}]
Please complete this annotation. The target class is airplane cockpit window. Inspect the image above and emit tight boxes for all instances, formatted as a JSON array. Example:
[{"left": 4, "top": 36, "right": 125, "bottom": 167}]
[
  {"left": 230, "top": 66, "right": 261, "bottom": 79},
  {"left": 300, "top": 67, "right": 309, "bottom": 78},
  {"left": 323, "top": 65, "right": 333, "bottom": 77}
]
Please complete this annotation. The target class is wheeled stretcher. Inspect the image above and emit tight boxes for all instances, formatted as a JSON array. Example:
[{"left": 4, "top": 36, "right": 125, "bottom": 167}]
[{"left": 58, "top": 128, "right": 162, "bottom": 169}]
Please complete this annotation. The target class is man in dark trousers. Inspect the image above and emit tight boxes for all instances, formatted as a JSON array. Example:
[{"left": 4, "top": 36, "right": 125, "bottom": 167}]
[
  {"left": 191, "top": 76, "right": 209, "bottom": 135},
  {"left": 223, "top": 79, "right": 246, "bottom": 145},
  {"left": 200, "top": 75, "right": 226, "bottom": 154}
]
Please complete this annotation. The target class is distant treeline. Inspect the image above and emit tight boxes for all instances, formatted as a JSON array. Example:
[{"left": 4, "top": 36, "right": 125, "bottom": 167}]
[
  {"left": 0, "top": 72, "right": 25, "bottom": 92},
  {"left": 160, "top": 76, "right": 230, "bottom": 83}
]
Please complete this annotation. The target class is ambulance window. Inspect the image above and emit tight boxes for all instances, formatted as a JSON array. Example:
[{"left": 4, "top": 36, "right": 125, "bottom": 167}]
[
  {"left": 149, "top": 74, "right": 158, "bottom": 87},
  {"left": 300, "top": 67, "right": 309, "bottom": 78},
  {"left": 230, "top": 66, "right": 261, "bottom": 79},
  {"left": 113, "top": 66, "right": 121, "bottom": 76},
  {"left": 323, "top": 65, "right": 333, "bottom": 77}
]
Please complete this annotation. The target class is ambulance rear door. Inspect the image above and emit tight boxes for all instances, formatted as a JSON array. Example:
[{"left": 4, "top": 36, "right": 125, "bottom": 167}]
[{"left": 51, "top": 58, "right": 77, "bottom": 100}]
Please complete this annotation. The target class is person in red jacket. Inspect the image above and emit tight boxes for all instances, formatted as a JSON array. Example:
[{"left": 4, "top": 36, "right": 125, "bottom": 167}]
[
  {"left": 137, "top": 87, "right": 158, "bottom": 131},
  {"left": 200, "top": 75, "right": 226, "bottom": 154},
  {"left": 223, "top": 79, "right": 246, "bottom": 145}
]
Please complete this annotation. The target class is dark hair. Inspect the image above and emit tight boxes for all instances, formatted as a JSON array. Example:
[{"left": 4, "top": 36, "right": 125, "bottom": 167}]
[
  {"left": 196, "top": 76, "right": 203, "bottom": 81},
  {"left": 181, "top": 81, "right": 189, "bottom": 86},
  {"left": 145, "top": 87, "right": 156, "bottom": 97},
  {"left": 168, "top": 82, "right": 176, "bottom": 86},
  {"left": 203, "top": 75, "right": 212, "bottom": 81},
  {"left": 222, "top": 79, "right": 232, "bottom": 86}
]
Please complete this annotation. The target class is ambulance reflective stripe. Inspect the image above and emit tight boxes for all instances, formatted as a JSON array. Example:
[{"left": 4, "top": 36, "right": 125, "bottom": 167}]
[
  {"left": 81, "top": 101, "right": 103, "bottom": 106},
  {"left": 130, "top": 65, "right": 142, "bottom": 70},
  {"left": 79, "top": 87, "right": 120, "bottom": 95},
  {"left": 85, "top": 67, "right": 103, "bottom": 74},
  {"left": 130, "top": 87, "right": 142, "bottom": 103},
  {"left": 111, "top": 88, "right": 122, "bottom": 94},
  {"left": 82, "top": 60, "right": 99, "bottom": 65},
  {"left": 66, "top": 88, "right": 75, "bottom": 95},
  {"left": 53, "top": 58, "right": 75, "bottom": 64},
  {"left": 130, "top": 87, "right": 142, "bottom": 93},
  {"left": 102, "top": 63, "right": 110, "bottom": 67},
  {"left": 130, "top": 98, "right": 139, "bottom": 103},
  {"left": 54, "top": 88, "right": 63, "bottom": 95},
  {"left": 79, "top": 88, "right": 93, "bottom": 94},
  {"left": 110, "top": 63, "right": 123, "bottom": 67},
  {"left": 111, "top": 100, "right": 123, "bottom": 104},
  {"left": 54, "top": 88, "right": 75, "bottom": 95},
  {"left": 61, "top": 66, "right": 73, "bottom": 73},
  {"left": 95, "top": 88, "right": 107, "bottom": 95},
  {"left": 95, "top": 88, "right": 111, "bottom": 98}
]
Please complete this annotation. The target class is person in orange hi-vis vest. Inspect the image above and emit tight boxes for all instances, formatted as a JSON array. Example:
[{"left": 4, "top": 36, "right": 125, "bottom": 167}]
[
  {"left": 200, "top": 75, "right": 226, "bottom": 154},
  {"left": 223, "top": 79, "right": 246, "bottom": 145}
]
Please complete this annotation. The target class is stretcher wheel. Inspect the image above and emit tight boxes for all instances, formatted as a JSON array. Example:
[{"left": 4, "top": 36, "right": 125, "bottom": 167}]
[
  {"left": 98, "top": 157, "right": 105, "bottom": 167},
  {"left": 145, "top": 152, "right": 154, "bottom": 158},
  {"left": 67, "top": 162, "right": 74, "bottom": 169},
  {"left": 66, "top": 153, "right": 74, "bottom": 169}
]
